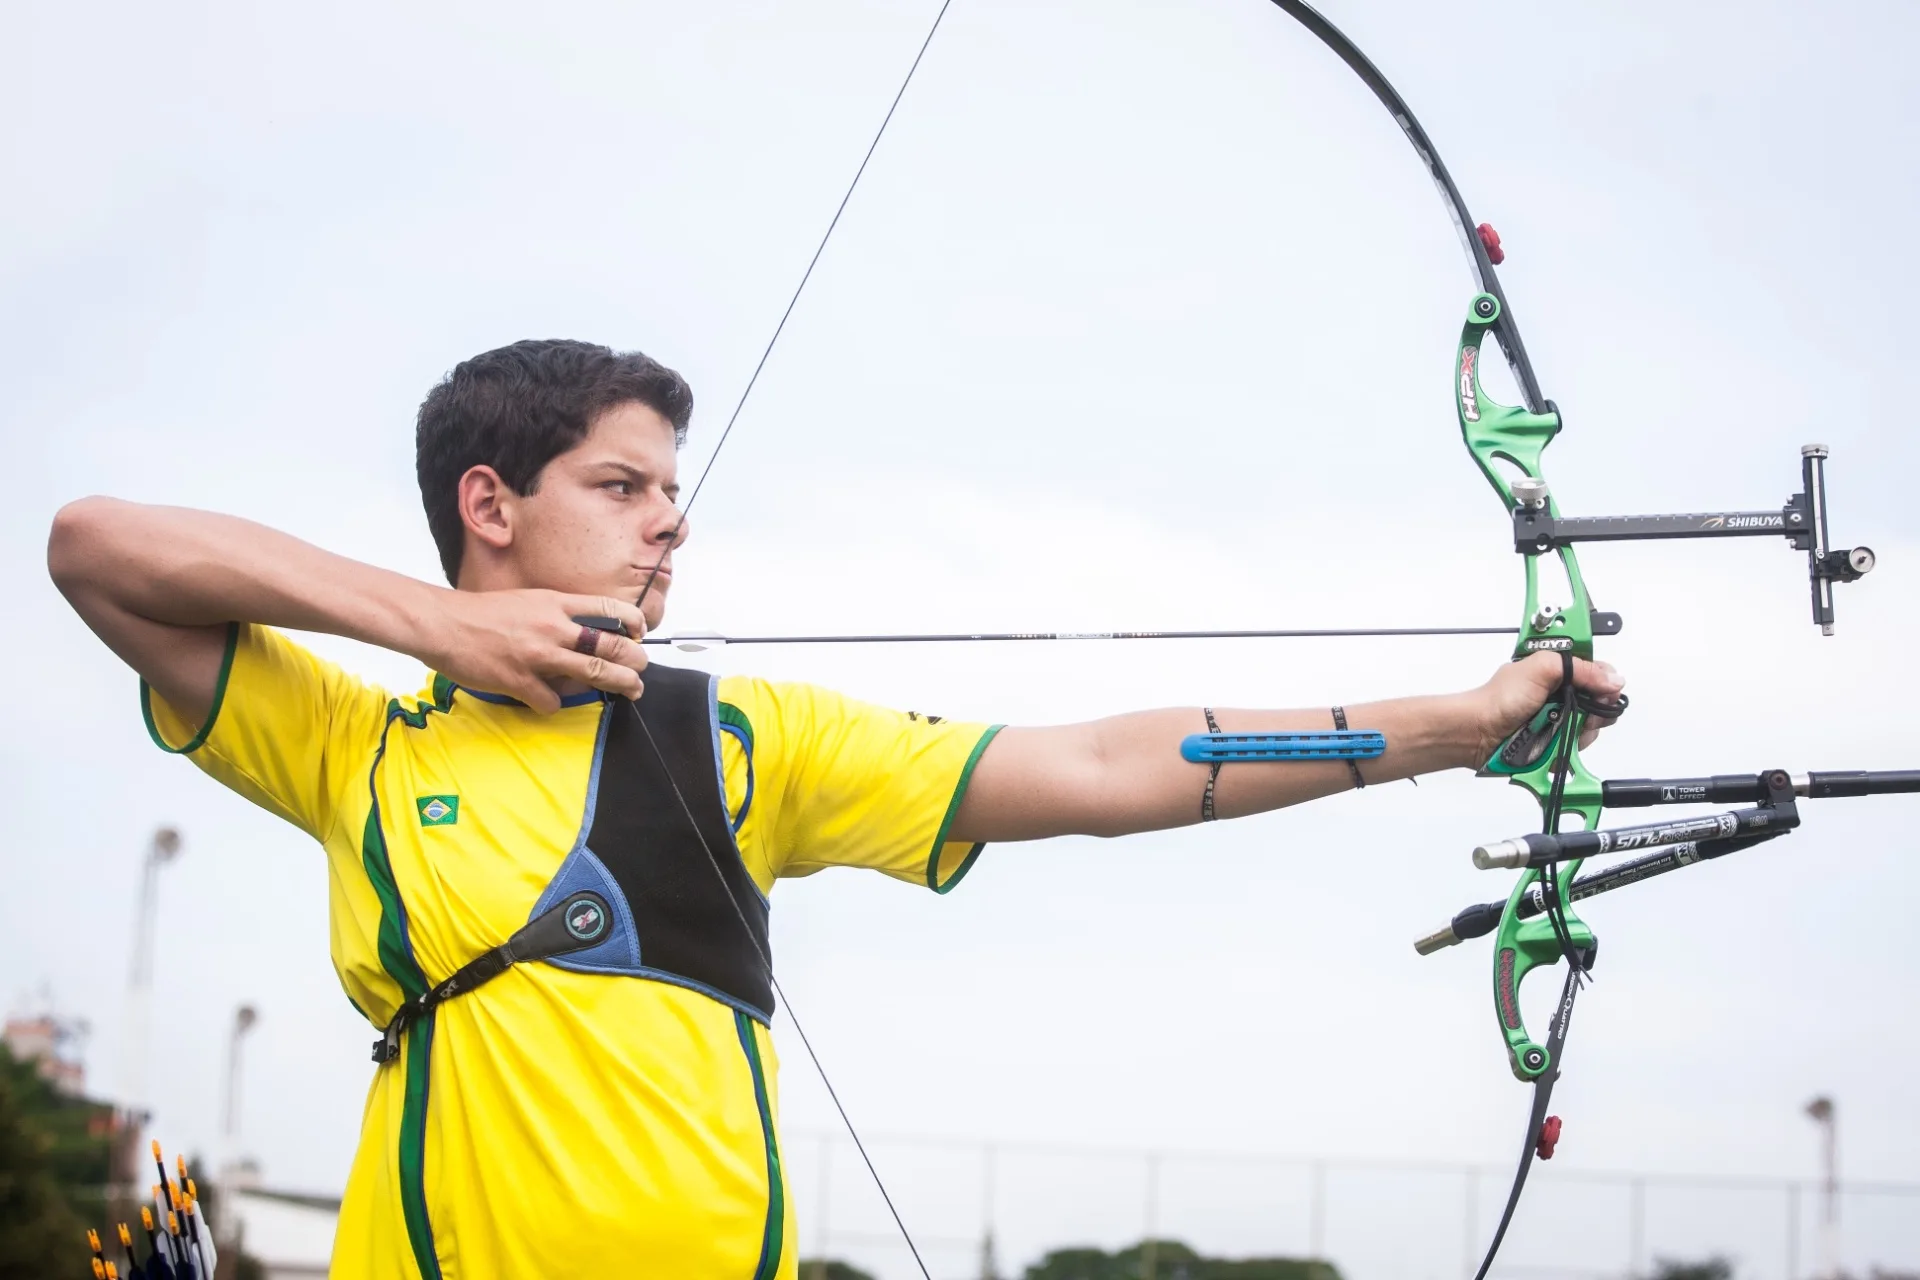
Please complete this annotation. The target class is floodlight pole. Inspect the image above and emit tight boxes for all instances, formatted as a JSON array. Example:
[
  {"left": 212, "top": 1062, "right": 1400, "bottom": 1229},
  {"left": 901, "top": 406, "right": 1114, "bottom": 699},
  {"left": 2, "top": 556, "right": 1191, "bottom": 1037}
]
[
  {"left": 1805, "top": 1096, "right": 1838, "bottom": 1279},
  {"left": 120, "top": 826, "right": 182, "bottom": 1126},
  {"left": 223, "top": 1005, "right": 259, "bottom": 1142},
  {"left": 977, "top": 1144, "right": 998, "bottom": 1280}
]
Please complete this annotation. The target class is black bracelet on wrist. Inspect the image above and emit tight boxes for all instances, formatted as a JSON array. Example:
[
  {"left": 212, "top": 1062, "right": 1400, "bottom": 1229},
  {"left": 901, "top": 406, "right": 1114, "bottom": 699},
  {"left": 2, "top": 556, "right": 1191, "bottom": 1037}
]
[
  {"left": 1199, "top": 707, "right": 1223, "bottom": 821},
  {"left": 1331, "top": 705, "right": 1366, "bottom": 789}
]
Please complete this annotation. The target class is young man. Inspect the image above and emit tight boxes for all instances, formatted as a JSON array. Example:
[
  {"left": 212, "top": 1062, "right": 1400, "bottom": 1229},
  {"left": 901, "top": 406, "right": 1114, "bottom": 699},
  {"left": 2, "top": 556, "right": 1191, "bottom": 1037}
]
[{"left": 49, "top": 339, "right": 1621, "bottom": 1279}]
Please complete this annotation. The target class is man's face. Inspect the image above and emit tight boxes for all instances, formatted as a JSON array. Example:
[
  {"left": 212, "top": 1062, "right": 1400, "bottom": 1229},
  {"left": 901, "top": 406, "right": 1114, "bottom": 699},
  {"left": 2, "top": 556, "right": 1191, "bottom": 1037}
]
[{"left": 506, "top": 401, "right": 685, "bottom": 631}]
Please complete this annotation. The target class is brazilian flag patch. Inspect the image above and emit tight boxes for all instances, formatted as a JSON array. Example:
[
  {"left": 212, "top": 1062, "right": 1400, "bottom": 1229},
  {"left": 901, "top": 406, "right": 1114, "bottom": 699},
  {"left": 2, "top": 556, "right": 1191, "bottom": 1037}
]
[{"left": 416, "top": 795, "right": 460, "bottom": 827}]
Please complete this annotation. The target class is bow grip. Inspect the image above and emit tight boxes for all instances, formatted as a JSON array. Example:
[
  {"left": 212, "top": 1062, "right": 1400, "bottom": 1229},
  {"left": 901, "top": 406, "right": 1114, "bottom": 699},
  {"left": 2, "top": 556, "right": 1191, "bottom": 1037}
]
[{"left": 1480, "top": 685, "right": 1627, "bottom": 778}]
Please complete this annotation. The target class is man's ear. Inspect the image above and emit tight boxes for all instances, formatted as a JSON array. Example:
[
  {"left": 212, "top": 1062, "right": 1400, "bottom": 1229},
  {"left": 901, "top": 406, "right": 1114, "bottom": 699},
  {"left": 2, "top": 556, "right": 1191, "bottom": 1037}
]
[{"left": 458, "top": 465, "right": 516, "bottom": 555}]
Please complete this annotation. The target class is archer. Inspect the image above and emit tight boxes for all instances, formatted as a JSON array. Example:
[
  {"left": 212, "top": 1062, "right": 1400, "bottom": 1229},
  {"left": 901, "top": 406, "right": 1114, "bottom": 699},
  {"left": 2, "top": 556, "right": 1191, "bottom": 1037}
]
[{"left": 48, "top": 339, "right": 1623, "bottom": 1279}]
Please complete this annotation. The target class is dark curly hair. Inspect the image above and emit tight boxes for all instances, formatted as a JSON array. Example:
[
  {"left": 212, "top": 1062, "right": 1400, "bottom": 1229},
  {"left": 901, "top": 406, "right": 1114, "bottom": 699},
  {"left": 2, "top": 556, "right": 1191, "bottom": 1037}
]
[{"left": 415, "top": 339, "right": 693, "bottom": 584}]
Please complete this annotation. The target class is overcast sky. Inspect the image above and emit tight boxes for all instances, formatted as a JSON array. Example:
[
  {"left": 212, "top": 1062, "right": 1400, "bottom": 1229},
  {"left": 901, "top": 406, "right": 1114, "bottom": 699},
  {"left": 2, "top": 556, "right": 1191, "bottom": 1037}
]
[{"left": 6, "top": 1, "right": 1918, "bottom": 1276}]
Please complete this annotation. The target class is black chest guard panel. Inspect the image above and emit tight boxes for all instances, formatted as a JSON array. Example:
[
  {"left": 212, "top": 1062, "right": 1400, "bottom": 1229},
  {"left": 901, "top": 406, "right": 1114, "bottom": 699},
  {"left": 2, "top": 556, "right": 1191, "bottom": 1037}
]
[{"left": 374, "top": 664, "right": 771, "bottom": 1063}]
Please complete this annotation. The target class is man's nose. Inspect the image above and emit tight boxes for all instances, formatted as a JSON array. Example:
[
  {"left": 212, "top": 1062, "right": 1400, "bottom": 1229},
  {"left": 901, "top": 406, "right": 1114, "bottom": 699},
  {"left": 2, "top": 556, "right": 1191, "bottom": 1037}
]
[{"left": 652, "top": 511, "right": 689, "bottom": 548}]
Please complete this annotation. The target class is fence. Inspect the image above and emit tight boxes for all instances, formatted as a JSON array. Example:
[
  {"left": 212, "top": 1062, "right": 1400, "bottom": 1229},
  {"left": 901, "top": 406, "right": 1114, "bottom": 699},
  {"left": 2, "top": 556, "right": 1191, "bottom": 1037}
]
[{"left": 789, "top": 1129, "right": 1920, "bottom": 1280}]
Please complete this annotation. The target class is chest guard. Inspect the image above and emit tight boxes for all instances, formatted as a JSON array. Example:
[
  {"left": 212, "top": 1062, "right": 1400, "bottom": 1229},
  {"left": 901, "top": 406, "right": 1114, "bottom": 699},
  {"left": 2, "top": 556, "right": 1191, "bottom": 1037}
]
[{"left": 374, "top": 663, "right": 771, "bottom": 1063}]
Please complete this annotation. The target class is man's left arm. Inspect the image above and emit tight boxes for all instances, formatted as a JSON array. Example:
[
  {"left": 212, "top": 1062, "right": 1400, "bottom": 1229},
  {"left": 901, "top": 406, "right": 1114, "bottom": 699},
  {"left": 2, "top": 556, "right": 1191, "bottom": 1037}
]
[{"left": 949, "top": 652, "right": 1623, "bottom": 842}]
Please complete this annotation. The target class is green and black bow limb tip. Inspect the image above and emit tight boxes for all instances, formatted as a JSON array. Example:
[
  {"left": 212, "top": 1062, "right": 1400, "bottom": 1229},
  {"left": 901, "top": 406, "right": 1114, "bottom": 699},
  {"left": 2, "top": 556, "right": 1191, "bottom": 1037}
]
[{"left": 592, "top": 1, "right": 1910, "bottom": 1278}]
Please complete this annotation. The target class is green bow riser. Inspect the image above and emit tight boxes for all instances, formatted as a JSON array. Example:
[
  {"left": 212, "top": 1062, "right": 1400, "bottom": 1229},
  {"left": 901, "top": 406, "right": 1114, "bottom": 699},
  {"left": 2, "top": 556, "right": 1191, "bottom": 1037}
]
[{"left": 1455, "top": 292, "right": 1602, "bottom": 1082}]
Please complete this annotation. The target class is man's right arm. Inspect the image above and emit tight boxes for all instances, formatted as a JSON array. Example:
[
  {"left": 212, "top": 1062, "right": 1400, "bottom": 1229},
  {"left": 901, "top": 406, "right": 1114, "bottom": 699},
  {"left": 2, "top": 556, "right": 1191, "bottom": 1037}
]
[
  {"left": 49, "top": 498, "right": 449, "bottom": 727},
  {"left": 47, "top": 497, "right": 651, "bottom": 718}
]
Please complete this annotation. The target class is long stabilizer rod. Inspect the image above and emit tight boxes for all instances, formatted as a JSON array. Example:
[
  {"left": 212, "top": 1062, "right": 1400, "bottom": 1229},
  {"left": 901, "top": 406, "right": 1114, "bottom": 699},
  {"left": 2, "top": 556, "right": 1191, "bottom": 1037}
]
[
  {"left": 1602, "top": 770, "right": 1920, "bottom": 806},
  {"left": 1475, "top": 768, "right": 1920, "bottom": 870}
]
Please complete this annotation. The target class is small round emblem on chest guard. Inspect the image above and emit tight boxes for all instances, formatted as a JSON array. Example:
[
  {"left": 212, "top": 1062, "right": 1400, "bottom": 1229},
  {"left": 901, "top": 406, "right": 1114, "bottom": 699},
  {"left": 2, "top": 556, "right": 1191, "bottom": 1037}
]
[{"left": 563, "top": 893, "right": 610, "bottom": 943}]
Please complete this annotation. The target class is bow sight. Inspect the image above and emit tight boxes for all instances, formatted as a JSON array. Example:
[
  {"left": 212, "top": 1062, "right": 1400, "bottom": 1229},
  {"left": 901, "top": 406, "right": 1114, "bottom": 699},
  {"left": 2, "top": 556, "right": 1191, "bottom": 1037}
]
[{"left": 1505, "top": 443, "right": 1874, "bottom": 635}]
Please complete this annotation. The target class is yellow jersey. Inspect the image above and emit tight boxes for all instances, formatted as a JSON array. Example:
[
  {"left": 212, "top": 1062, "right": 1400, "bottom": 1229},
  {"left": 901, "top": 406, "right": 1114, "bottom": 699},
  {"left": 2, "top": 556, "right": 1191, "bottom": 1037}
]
[{"left": 144, "top": 623, "right": 998, "bottom": 1279}]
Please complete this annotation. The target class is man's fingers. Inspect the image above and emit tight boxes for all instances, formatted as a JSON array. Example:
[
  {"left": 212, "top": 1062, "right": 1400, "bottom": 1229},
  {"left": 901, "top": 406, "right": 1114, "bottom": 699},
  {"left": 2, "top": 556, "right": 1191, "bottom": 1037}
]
[
  {"left": 1519, "top": 649, "right": 1568, "bottom": 688},
  {"left": 564, "top": 621, "right": 599, "bottom": 657},
  {"left": 1571, "top": 659, "right": 1624, "bottom": 744},
  {"left": 1570, "top": 656, "right": 1624, "bottom": 697},
  {"left": 574, "top": 621, "right": 649, "bottom": 678},
  {"left": 512, "top": 677, "right": 563, "bottom": 715},
  {"left": 550, "top": 649, "right": 646, "bottom": 701},
  {"left": 567, "top": 596, "right": 651, "bottom": 642},
  {"left": 561, "top": 600, "right": 650, "bottom": 667},
  {"left": 1520, "top": 652, "right": 1621, "bottom": 691}
]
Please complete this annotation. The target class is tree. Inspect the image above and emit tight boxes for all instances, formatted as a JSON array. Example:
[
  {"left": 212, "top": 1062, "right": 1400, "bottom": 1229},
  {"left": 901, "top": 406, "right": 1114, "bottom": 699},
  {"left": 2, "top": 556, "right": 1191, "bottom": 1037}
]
[
  {"left": 796, "top": 1261, "right": 878, "bottom": 1280},
  {"left": 1649, "top": 1260, "right": 1733, "bottom": 1280},
  {"left": 1022, "top": 1240, "right": 1340, "bottom": 1280},
  {"left": 0, "top": 1041, "right": 108, "bottom": 1278}
]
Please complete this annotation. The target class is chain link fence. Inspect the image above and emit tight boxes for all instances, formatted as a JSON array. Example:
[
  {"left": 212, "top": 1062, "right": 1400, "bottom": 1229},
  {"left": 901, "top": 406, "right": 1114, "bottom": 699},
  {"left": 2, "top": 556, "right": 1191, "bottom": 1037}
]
[{"left": 790, "top": 1130, "right": 1920, "bottom": 1280}]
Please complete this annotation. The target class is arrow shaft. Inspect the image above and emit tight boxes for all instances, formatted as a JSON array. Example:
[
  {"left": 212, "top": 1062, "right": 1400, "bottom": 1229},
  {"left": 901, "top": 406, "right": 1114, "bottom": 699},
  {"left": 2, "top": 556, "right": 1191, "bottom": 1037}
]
[{"left": 642, "top": 625, "right": 1516, "bottom": 647}]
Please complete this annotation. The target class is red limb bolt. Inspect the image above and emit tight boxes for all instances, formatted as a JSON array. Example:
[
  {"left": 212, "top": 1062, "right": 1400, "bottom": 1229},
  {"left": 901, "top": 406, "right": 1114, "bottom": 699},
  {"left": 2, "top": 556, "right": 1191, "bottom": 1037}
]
[
  {"left": 1535, "top": 1115, "right": 1563, "bottom": 1160},
  {"left": 1477, "top": 223, "right": 1505, "bottom": 265}
]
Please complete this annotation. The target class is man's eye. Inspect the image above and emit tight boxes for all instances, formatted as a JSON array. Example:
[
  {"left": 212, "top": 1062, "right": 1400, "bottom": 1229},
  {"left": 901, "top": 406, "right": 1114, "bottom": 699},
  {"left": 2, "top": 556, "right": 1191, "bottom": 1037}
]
[{"left": 605, "top": 480, "right": 633, "bottom": 495}]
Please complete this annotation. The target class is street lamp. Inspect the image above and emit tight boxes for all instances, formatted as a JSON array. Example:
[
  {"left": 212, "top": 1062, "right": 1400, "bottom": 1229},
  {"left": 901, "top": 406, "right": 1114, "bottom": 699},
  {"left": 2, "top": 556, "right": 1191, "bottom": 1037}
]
[
  {"left": 1804, "top": 1096, "right": 1837, "bottom": 1280},
  {"left": 120, "top": 826, "right": 182, "bottom": 1121},
  {"left": 223, "top": 1005, "right": 258, "bottom": 1144}
]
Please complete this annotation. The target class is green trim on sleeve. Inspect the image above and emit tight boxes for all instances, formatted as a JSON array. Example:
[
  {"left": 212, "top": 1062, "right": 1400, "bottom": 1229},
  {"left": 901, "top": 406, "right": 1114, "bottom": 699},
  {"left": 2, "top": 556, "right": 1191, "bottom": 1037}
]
[
  {"left": 925, "top": 724, "right": 1003, "bottom": 894},
  {"left": 140, "top": 621, "right": 239, "bottom": 755},
  {"left": 717, "top": 700, "right": 755, "bottom": 755}
]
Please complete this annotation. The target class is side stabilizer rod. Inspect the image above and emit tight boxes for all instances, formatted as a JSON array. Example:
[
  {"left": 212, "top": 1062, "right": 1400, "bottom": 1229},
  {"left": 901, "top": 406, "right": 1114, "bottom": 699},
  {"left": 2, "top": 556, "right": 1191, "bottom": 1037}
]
[
  {"left": 1415, "top": 829, "right": 1790, "bottom": 955},
  {"left": 1472, "top": 800, "right": 1798, "bottom": 870}
]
